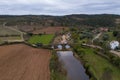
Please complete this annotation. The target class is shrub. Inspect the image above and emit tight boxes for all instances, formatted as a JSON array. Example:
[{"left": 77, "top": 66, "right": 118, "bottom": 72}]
[{"left": 50, "top": 51, "right": 67, "bottom": 80}]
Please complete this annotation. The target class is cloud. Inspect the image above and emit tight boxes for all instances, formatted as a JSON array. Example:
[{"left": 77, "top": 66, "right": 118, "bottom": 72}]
[{"left": 0, "top": 0, "right": 119, "bottom": 15}]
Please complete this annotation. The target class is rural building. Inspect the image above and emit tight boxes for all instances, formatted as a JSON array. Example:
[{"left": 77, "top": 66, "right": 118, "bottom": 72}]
[
  {"left": 61, "top": 35, "right": 67, "bottom": 44},
  {"left": 110, "top": 41, "right": 119, "bottom": 50},
  {"left": 99, "top": 27, "right": 108, "bottom": 32}
]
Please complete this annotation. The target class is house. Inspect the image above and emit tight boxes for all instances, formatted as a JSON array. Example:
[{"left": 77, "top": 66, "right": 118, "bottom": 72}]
[
  {"left": 99, "top": 27, "right": 108, "bottom": 32},
  {"left": 61, "top": 35, "right": 67, "bottom": 44},
  {"left": 110, "top": 41, "right": 119, "bottom": 50}
]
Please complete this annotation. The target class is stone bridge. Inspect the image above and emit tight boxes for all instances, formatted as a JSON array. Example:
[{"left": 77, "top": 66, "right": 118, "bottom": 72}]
[{"left": 50, "top": 43, "right": 71, "bottom": 50}]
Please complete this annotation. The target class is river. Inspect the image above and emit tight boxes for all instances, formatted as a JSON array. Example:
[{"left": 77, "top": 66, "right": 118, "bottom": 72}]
[{"left": 57, "top": 51, "right": 89, "bottom": 80}]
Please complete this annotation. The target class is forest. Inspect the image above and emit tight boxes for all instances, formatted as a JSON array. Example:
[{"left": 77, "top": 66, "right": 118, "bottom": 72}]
[{"left": 0, "top": 14, "right": 119, "bottom": 27}]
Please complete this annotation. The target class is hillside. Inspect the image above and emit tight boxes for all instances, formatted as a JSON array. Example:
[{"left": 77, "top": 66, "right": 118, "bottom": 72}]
[{"left": 0, "top": 14, "right": 119, "bottom": 28}]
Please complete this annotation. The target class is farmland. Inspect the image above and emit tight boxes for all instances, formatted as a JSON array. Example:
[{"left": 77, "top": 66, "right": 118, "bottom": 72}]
[
  {"left": 32, "top": 27, "right": 68, "bottom": 34},
  {"left": 0, "top": 44, "right": 51, "bottom": 80},
  {"left": 0, "top": 27, "right": 23, "bottom": 42},
  {"left": 0, "top": 27, "right": 21, "bottom": 36},
  {"left": 28, "top": 34, "right": 54, "bottom": 45}
]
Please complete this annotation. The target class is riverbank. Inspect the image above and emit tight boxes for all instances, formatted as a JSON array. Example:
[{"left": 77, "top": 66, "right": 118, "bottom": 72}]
[
  {"left": 50, "top": 50, "right": 67, "bottom": 80},
  {"left": 73, "top": 45, "right": 120, "bottom": 80}
]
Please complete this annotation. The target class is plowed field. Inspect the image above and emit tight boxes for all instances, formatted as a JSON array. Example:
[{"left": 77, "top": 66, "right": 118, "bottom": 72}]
[
  {"left": 0, "top": 44, "right": 51, "bottom": 80},
  {"left": 32, "top": 27, "right": 68, "bottom": 34}
]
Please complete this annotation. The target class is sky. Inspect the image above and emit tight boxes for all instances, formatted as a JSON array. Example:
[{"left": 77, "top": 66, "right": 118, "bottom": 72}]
[{"left": 0, "top": 0, "right": 120, "bottom": 15}]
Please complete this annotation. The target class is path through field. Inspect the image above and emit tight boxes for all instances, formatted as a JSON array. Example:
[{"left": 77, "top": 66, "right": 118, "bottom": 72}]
[
  {"left": 92, "top": 32, "right": 102, "bottom": 43},
  {"left": 7, "top": 27, "right": 25, "bottom": 41},
  {"left": 110, "top": 50, "right": 120, "bottom": 57},
  {"left": 0, "top": 44, "right": 51, "bottom": 80}
]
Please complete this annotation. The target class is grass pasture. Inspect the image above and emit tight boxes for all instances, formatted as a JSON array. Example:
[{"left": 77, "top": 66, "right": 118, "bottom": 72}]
[
  {"left": 74, "top": 46, "right": 120, "bottom": 80},
  {"left": 0, "top": 39, "right": 3, "bottom": 44},
  {"left": 0, "top": 27, "right": 21, "bottom": 36},
  {"left": 107, "top": 32, "right": 116, "bottom": 41},
  {"left": 28, "top": 34, "right": 54, "bottom": 45},
  {"left": 0, "top": 27, "right": 22, "bottom": 42}
]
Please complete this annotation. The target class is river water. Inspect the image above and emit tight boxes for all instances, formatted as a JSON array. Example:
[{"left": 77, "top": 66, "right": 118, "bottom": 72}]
[{"left": 57, "top": 51, "right": 89, "bottom": 80}]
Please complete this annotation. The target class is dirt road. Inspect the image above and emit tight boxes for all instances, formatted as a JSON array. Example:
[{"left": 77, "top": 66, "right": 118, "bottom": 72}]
[
  {"left": 7, "top": 27, "right": 25, "bottom": 41},
  {"left": 92, "top": 32, "right": 102, "bottom": 43},
  {"left": 0, "top": 44, "right": 51, "bottom": 80},
  {"left": 110, "top": 50, "right": 120, "bottom": 57}
]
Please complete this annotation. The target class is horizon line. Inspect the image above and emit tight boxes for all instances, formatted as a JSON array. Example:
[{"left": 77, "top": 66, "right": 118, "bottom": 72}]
[{"left": 0, "top": 13, "right": 119, "bottom": 16}]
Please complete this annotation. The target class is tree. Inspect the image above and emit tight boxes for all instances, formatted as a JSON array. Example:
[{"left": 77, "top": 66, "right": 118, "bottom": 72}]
[
  {"left": 116, "top": 32, "right": 120, "bottom": 41},
  {"left": 102, "top": 34, "right": 109, "bottom": 41},
  {"left": 51, "top": 22, "right": 54, "bottom": 26},
  {"left": 28, "top": 32, "right": 33, "bottom": 36},
  {"left": 113, "top": 31, "right": 119, "bottom": 37},
  {"left": 93, "top": 38, "right": 101, "bottom": 46},
  {"left": 72, "top": 32, "right": 79, "bottom": 42}
]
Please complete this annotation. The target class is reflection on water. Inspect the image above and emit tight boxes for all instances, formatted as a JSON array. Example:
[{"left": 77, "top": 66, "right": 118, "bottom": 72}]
[
  {"left": 57, "top": 51, "right": 89, "bottom": 80},
  {"left": 57, "top": 45, "right": 63, "bottom": 50},
  {"left": 65, "top": 45, "right": 70, "bottom": 49}
]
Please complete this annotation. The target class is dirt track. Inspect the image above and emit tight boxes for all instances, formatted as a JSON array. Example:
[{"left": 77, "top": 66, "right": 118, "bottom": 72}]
[{"left": 0, "top": 44, "right": 51, "bottom": 80}]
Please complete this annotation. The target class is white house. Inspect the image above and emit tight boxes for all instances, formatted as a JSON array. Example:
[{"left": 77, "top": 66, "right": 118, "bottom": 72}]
[{"left": 110, "top": 41, "right": 119, "bottom": 50}]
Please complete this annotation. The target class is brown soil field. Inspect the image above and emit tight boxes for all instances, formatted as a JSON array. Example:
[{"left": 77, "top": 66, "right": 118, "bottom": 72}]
[
  {"left": 0, "top": 44, "right": 51, "bottom": 80},
  {"left": 32, "top": 27, "right": 68, "bottom": 34},
  {"left": 18, "top": 26, "right": 42, "bottom": 32},
  {"left": 18, "top": 26, "right": 35, "bottom": 32}
]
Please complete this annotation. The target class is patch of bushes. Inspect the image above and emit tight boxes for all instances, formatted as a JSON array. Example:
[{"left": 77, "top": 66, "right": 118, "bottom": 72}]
[
  {"left": 50, "top": 50, "right": 67, "bottom": 80},
  {"left": 103, "top": 50, "right": 120, "bottom": 68},
  {"left": 110, "top": 56, "right": 120, "bottom": 68},
  {"left": 0, "top": 41, "right": 24, "bottom": 46}
]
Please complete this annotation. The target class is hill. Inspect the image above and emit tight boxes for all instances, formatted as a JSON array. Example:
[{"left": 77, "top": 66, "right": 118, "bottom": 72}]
[{"left": 0, "top": 14, "right": 120, "bottom": 28}]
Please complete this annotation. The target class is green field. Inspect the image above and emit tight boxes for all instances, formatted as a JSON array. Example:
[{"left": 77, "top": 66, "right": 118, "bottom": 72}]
[
  {"left": 107, "top": 32, "right": 116, "bottom": 41},
  {"left": 99, "top": 32, "right": 116, "bottom": 41},
  {"left": 0, "top": 27, "right": 22, "bottom": 42},
  {"left": 28, "top": 34, "right": 54, "bottom": 45},
  {"left": 0, "top": 39, "right": 3, "bottom": 44},
  {"left": 74, "top": 46, "right": 120, "bottom": 80}
]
